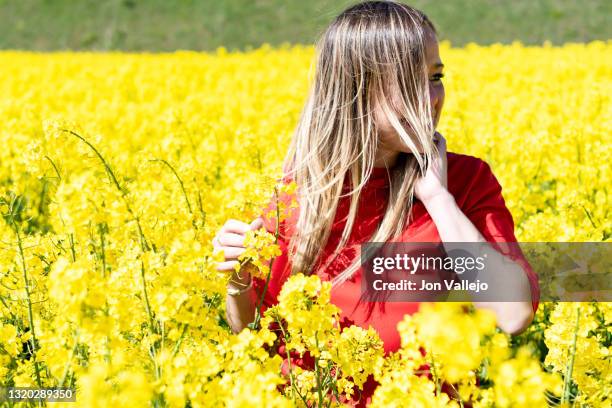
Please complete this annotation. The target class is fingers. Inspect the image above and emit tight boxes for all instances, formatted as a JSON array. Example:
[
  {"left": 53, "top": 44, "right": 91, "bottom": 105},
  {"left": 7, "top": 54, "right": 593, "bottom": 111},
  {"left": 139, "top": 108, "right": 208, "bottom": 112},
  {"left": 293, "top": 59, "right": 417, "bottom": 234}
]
[
  {"left": 434, "top": 131, "right": 446, "bottom": 145},
  {"left": 250, "top": 217, "right": 264, "bottom": 230},
  {"left": 220, "top": 219, "right": 252, "bottom": 234},
  {"left": 215, "top": 232, "right": 245, "bottom": 247},
  {"left": 433, "top": 131, "right": 447, "bottom": 155},
  {"left": 220, "top": 218, "right": 265, "bottom": 234},
  {"left": 215, "top": 246, "right": 246, "bottom": 259},
  {"left": 213, "top": 232, "right": 246, "bottom": 262},
  {"left": 213, "top": 217, "right": 268, "bottom": 270},
  {"left": 216, "top": 260, "right": 239, "bottom": 271}
]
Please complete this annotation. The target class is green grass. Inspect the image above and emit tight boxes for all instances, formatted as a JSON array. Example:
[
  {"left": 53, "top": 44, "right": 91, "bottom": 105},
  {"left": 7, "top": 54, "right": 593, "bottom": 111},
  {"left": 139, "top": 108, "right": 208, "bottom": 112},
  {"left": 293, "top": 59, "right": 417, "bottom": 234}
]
[{"left": 0, "top": 0, "right": 609, "bottom": 51}]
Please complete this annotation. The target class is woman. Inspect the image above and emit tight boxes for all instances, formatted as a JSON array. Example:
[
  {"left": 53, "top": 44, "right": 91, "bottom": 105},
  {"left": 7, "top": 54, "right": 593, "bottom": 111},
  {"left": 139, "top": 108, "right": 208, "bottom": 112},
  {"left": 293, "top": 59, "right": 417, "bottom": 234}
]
[{"left": 216, "top": 0, "right": 539, "bottom": 404}]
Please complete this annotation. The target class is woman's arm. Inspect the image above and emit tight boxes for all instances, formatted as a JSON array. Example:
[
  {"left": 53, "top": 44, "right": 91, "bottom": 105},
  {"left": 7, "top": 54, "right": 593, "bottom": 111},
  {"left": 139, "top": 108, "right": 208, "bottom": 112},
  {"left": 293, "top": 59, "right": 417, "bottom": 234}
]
[
  {"left": 415, "top": 133, "right": 534, "bottom": 335},
  {"left": 421, "top": 191, "right": 534, "bottom": 334},
  {"left": 225, "top": 269, "right": 258, "bottom": 333},
  {"left": 215, "top": 218, "right": 262, "bottom": 333}
]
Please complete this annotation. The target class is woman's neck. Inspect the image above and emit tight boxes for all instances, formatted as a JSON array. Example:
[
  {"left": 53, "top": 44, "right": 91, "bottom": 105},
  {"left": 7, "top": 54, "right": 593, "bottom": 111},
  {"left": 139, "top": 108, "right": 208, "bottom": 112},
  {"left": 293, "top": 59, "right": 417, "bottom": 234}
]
[{"left": 373, "top": 148, "right": 400, "bottom": 168}]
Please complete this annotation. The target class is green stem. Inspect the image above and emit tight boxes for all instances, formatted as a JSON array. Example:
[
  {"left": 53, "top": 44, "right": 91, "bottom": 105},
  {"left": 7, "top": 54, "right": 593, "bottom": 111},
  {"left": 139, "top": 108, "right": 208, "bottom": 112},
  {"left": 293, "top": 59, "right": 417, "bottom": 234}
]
[
  {"left": 275, "top": 315, "right": 308, "bottom": 407},
  {"left": 68, "top": 233, "right": 76, "bottom": 261},
  {"left": 314, "top": 334, "right": 324, "bottom": 407},
  {"left": 171, "top": 324, "right": 188, "bottom": 357},
  {"left": 252, "top": 186, "right": 280, "bottom": 329},
  {"left": 61, "top": 129, "right": 122, "bottom": 191},
  {"left": 430, "top": 351, "right": 440, "bottom": 396},
  {"left": 580, "top": 205, "right": 597, "bottom": 229},
  {"left": 149, "top": 159, "right": 193, "bottom": 214},
  {"left": 141, "top": 260, "right": 158, "bottom": 334},
  {"left": 44, "top": 155, "right": 62, "bottom": 181},
  {"left": 38, "top": 178, "right": 49, "bottom": 217},
  {"left": 448, "top": 382, "right": 464, "bottom": 407},
  {"left": 98, "top": 223, "right": 107, "bottom": 278},
  {"left": 61, "top": 128, "right": 151, "bottom": 252},
  {"left": 196, "top": 189, "right": 206, "bottom": 228},
  {"left": 328, "top": 350, "right": 341, "bottom": 404},
  {"left": 562, "top": 305, "right": 580, "bottom": 404},
  {"left": 14, "top": 226, "right": 43, "bottom": 388},
  {"left": 59, "top": 329, "right": 80, "bottom": 388}
]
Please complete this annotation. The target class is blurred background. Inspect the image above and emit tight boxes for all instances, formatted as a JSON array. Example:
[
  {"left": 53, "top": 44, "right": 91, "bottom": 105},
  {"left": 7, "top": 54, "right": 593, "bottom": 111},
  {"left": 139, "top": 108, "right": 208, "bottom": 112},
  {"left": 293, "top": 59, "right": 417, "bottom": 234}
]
[{"left": 0, "top": 0, "right": 609, "bottom": 51}]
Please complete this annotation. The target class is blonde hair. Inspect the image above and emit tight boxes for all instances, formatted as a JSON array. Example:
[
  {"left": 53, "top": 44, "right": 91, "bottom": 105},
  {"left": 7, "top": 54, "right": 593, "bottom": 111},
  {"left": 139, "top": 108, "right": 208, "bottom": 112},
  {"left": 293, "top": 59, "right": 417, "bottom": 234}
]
[{"left": 282, "top": 1, "right": 439, "bottom": 289}]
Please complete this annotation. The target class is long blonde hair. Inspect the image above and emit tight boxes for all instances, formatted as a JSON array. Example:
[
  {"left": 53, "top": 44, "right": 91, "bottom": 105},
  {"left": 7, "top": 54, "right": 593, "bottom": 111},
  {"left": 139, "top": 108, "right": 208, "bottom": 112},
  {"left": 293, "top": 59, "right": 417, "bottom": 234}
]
[{"left": 282, "top": 1, "right": 439, "bottom": 288}]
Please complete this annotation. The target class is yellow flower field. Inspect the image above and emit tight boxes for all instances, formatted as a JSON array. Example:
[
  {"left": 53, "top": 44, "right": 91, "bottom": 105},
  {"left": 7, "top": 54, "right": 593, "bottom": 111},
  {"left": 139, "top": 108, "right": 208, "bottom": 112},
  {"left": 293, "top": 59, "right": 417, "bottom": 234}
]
[{"left": 0, "top": 40, "right": 610, "bottom": 406}]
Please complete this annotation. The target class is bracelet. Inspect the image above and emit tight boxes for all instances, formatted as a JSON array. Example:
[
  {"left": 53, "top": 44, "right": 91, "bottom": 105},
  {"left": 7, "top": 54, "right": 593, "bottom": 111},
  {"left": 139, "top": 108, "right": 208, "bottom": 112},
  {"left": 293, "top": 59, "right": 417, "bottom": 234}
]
[
  {"left": 228, "top": 277, "right": 250, "bottom": 288},
  {"left": 227, "top": 277, "right": 253, "bottom": 296}
]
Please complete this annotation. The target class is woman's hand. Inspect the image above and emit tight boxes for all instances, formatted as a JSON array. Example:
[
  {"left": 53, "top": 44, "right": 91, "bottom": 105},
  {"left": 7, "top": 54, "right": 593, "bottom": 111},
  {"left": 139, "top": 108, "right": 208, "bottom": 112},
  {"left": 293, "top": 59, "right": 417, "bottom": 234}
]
[
  {"left": 414, "top": 131, "right": 448, "bottom": 203},
  {"left": 213, "top": 217, "right": 264, "bottom": 286}
]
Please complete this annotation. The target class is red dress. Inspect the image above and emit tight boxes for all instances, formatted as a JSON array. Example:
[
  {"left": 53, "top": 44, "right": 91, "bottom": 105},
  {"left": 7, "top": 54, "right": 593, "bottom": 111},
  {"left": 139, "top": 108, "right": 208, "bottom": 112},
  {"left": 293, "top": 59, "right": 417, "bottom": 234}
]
[{"left": 252, "top": 152, "right": 540, "bottom": 406}]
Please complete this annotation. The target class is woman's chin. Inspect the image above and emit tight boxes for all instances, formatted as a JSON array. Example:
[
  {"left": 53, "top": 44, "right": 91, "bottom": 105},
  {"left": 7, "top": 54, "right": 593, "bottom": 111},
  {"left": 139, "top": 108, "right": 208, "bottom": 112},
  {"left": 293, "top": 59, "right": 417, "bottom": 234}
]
[{"left": 400, "top": 144, "right": 425, "bottom": 155}]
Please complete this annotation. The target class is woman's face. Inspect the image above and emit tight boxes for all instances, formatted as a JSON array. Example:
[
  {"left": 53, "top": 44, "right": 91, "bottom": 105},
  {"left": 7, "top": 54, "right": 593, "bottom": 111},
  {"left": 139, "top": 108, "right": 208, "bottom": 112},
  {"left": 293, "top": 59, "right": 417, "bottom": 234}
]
[{"left": 373, "top": 28, "right": 445, "bottom": 159}]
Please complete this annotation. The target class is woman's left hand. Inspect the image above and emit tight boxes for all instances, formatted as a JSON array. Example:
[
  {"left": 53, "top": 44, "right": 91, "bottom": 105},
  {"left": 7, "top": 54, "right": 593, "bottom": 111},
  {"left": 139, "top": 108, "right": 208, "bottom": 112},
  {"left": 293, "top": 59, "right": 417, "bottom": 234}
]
[{"left": 414, "top": 131, "right": 448, "bottom": 202}]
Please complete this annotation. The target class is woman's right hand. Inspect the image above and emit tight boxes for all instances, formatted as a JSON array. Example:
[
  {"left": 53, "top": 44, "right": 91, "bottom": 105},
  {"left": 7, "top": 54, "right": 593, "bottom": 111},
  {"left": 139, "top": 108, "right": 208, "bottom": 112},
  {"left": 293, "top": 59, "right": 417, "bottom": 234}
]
[{"left": 213, "top": 217, "right": 264, "bottom": 286}]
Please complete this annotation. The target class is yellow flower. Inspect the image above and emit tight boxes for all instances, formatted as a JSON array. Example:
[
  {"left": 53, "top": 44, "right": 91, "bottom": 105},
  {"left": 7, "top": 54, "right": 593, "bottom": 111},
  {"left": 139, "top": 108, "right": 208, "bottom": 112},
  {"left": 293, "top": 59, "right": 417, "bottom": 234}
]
[
  {"left": 236, "top": 227, "right": 282, "bottom": 278},
  {"left": 0, "top": 41, "right": 609, "bottom": 405}
]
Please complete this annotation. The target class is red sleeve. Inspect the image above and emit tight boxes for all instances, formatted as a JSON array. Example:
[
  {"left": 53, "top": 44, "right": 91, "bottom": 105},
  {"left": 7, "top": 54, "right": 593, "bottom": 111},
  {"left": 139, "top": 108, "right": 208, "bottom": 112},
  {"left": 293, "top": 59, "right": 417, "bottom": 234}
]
[{"left": 464, "top": 159, "right": 540, "bottom": 313}]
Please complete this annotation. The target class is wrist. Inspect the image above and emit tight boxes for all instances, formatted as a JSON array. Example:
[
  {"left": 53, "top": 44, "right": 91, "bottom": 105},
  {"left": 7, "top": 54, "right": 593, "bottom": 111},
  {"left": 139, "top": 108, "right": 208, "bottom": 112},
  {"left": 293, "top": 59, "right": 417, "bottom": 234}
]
[
  {"left": 227, "top": 273, "right": 253, "bottom": 296},
  {"left": 230, "top": 262, "right": 254, "bottom": 285},
  {"left": 227, "top": 281, "right": 253, "bottom": 296},
  {"left": 228, "top": 272, "right": 252, "bottom": 288},
  {"left": 420, "top": 187, "right": 454, "bottom": 209}
]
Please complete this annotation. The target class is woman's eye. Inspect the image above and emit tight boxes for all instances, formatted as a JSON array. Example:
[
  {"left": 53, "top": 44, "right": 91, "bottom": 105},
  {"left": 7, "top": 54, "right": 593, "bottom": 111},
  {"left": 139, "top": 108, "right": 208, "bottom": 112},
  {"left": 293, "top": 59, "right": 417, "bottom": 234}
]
[{"left": 431, "top": 73, "right": 445, "bottom": 82}]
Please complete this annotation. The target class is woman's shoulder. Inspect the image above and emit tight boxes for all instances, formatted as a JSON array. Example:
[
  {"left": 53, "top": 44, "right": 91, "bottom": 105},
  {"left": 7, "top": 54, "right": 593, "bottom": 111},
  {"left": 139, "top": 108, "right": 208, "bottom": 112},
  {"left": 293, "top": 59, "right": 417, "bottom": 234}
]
[
  {"left": 447, "top": 151, "right": 490, "bottom": 171},
  {"left": 446, "top": 151, "right": 521, "bottom": 244},
  {"left": 446, "top": 151, "right": 499, "bottom": 182},
  {"left": 446, "top": 151, "right": 503, "bottom": 209}
]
